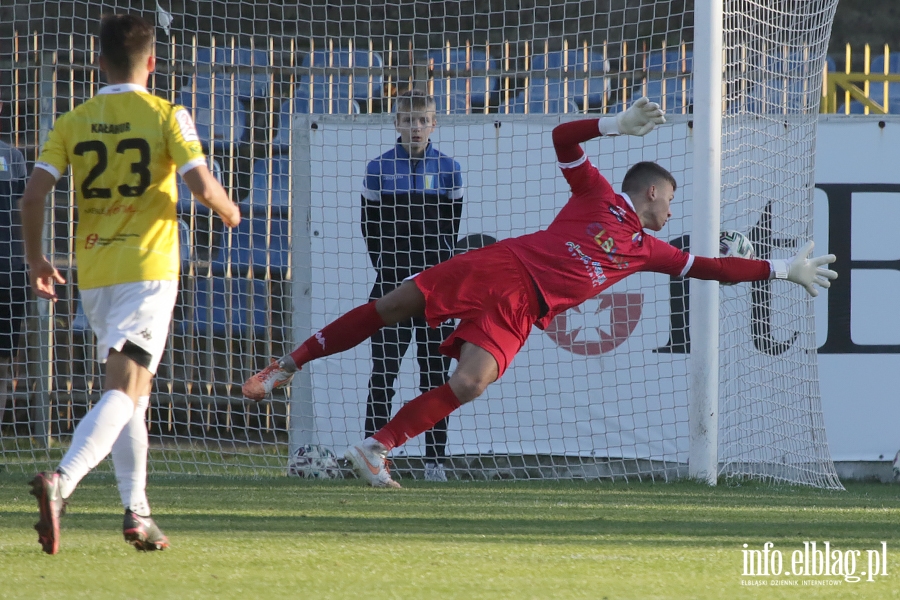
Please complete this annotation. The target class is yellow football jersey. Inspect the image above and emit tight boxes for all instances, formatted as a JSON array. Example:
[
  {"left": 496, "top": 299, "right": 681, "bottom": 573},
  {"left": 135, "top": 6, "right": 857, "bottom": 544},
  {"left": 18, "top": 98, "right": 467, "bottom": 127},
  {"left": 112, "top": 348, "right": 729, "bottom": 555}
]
[{"left": 35, "top": 83, "right": 207, "bottom": 289}]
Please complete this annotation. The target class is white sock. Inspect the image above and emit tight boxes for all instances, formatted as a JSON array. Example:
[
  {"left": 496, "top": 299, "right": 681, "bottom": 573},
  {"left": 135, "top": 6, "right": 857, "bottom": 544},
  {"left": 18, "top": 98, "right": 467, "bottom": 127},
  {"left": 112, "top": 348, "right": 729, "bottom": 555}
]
[
  {"left": 111, "top": 395, "right": 151, "bottom": 516},
  {"left": 57, "top": 389, "right": 135, "bottom": 499}
]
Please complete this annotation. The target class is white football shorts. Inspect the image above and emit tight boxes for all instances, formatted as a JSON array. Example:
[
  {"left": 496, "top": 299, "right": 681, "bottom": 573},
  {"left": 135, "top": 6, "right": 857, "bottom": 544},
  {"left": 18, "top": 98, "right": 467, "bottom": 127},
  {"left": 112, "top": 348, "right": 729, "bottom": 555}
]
[{"left": 79, "top": 280, "right": 179, "bottom": 374}]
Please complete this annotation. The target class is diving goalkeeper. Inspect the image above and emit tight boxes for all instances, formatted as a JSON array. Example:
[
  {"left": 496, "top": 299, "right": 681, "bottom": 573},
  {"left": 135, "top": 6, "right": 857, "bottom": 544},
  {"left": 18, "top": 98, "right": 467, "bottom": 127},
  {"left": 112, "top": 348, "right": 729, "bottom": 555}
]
[{"left": 243, "top": 97, "right": 838, "bottom": 487}]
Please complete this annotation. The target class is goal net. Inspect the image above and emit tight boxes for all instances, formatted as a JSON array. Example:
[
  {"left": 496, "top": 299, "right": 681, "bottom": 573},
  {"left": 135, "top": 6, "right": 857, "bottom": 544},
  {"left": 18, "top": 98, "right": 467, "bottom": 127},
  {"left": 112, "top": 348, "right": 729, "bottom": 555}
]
[
  {"left": 0, "top": 0, "right": 840, "bottom": 488},
  {"left": 718, "top": 0, "right": 841, "bottom": 487}
]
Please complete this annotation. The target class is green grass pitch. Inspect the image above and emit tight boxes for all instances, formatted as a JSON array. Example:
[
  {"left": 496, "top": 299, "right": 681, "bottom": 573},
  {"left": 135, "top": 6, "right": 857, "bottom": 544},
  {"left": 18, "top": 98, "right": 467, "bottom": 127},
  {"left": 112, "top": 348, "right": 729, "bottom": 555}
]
[{"left": 0, "top": 473, "right": 898, "bottom": 599}]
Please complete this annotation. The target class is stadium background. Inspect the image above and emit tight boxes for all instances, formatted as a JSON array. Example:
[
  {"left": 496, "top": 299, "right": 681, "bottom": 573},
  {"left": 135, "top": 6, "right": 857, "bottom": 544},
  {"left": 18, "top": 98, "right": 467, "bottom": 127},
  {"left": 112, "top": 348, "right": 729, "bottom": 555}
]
[
  {"left": 0, "top": 5, "right": 897, "bottom": 598},
  {"left": 0, "top": 1, "right": 896, "bottom": 482}
]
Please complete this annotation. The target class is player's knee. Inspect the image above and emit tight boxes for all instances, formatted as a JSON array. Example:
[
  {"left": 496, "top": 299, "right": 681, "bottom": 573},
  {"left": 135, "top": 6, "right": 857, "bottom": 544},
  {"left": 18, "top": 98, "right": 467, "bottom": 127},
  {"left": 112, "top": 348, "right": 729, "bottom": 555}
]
[{"left": 448, "top": 372, "right": 490, "bottom": 404}]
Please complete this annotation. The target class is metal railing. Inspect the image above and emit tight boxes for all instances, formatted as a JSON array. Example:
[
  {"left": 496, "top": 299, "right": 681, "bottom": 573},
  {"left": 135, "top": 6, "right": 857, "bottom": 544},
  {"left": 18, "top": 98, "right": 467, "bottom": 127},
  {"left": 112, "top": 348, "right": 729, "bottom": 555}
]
[{"left": 823, "top": 44, "right": 900, "bottom": 114}]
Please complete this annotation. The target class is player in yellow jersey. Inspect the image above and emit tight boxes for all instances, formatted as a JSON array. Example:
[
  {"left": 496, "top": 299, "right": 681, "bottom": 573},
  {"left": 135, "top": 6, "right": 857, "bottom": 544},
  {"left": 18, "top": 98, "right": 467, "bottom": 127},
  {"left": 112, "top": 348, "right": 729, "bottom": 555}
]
[{"left": 19, "top": 14, "right": 241, "bottom": 555}]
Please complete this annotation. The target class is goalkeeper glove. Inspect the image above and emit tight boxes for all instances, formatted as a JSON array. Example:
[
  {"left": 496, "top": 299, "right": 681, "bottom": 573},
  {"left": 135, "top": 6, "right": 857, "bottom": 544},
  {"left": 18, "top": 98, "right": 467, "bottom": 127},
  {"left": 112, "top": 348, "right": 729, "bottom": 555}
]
[
  {"left": 769, "top": 241, "right": 838, "bottom": 297},
  {"left": 598, "top": 97, "right": 666, "bottom": 137}
]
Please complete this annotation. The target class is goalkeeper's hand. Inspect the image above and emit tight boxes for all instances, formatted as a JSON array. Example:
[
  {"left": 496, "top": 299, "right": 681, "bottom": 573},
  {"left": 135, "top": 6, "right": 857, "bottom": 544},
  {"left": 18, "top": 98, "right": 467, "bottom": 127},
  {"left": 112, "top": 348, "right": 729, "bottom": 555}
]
[
  {"left": 769, "top": 241, "right": 838, "bottom": 297},
  {"left": 598, "top": 97, "right": 666, "bottom": 137}
]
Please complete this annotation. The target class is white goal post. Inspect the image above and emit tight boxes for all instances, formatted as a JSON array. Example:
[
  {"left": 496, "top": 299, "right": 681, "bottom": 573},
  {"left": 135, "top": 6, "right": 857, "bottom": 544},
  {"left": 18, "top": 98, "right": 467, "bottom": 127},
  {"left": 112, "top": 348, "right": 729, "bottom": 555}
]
[
  {"left": 0, "top": 0, "right": 841, "bottom": 488},
  {"left": 689, "top": 0, "right": 725, "bottom": 485}
]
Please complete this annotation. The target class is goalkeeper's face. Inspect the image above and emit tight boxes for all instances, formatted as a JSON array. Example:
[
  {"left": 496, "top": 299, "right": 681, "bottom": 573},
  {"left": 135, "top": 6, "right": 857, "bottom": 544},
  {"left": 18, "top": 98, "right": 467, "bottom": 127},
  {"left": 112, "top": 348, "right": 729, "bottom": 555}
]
[
  {"left": 396, "top": 109, "right": 437, "bottom": 157},
  {"left": 644, "top": 181, "right": 675, "bottom": 231}
]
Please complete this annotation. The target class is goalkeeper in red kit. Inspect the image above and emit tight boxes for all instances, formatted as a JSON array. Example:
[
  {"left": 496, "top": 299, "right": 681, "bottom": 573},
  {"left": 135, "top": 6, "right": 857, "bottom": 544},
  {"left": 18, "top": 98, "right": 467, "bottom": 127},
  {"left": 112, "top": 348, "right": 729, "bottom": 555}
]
[{"left": 243, "top": 97, "right": 838, "bottom": 488}]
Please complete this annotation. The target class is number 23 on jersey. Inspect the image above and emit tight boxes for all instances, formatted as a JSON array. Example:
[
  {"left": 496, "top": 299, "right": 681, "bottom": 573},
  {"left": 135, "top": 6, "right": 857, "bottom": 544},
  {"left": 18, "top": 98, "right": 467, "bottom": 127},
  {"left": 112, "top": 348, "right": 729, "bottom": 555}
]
[{"left": 73, "top": 138, "right": 152, "bottom": 199}]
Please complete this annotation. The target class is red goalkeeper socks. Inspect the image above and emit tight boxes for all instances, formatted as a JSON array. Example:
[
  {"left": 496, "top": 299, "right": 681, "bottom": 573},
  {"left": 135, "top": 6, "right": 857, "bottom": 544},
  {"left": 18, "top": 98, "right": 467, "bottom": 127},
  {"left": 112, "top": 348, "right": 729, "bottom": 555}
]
[
  {"left": 289, "top": 301, "right": 386, "bottom": 367},
  {"left": 373, "top": 384, "right": 462, "bottom": 451}
]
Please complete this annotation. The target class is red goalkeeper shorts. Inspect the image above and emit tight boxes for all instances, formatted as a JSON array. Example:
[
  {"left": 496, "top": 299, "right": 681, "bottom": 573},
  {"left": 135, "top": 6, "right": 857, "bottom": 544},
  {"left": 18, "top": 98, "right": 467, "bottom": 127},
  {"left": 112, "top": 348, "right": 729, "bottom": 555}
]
[{"left": 411, "top": 243, "right": 542, "bottom": 377}]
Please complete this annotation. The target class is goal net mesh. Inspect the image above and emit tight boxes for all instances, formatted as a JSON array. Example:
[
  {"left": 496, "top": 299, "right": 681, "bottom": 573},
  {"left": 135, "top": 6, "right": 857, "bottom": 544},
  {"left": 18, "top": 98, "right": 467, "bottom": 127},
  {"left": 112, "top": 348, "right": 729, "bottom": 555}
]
[
  {"left": 0, "top": 1, "right": 840, "bottom": 488},
  {"left": 718, "top": 0, "right": 841, "bottom": 488}
]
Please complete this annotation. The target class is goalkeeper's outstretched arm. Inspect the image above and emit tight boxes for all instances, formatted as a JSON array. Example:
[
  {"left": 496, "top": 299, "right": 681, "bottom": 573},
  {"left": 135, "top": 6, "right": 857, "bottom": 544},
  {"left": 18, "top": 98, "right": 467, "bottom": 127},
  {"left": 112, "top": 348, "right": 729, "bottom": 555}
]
[{"left": 687, "top": 241, "right": 838, "bottom": 297}]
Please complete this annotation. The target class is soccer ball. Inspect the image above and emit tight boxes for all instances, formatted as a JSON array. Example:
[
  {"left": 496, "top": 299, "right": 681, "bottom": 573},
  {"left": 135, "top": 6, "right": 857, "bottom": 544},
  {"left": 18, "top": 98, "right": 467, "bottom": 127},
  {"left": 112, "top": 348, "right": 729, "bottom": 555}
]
[
  {"left": 288, "top": 444, "right": 339, "bottom": 479},
  {"left": 719, "top": 230, "right": 755, "bottom": 286},
  {"left": 719, "top": 230, "right": 756, "bottom": 260},
  {"left": 892, "top": 450, "right": 900, "bottom": 482}
]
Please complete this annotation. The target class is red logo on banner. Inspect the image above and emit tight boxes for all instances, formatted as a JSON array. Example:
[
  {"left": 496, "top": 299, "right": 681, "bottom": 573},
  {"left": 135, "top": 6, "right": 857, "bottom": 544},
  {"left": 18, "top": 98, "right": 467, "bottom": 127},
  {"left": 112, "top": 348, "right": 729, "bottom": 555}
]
[{"left": 544, "top": 293, "right": 643, "bottom": 355}]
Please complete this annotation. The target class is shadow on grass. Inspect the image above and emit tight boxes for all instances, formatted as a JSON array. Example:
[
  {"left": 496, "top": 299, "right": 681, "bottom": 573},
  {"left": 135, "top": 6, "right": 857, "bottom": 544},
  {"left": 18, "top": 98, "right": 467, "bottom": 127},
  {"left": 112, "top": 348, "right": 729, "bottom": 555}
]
[{"left": 2, "top": 474, "right": 898, "bottom": 549}]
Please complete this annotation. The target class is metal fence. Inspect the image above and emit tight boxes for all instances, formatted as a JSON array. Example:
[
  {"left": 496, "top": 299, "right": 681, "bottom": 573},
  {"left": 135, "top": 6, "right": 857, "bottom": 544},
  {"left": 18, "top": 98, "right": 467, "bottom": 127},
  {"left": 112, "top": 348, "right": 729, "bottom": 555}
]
[{"left": 8, "top": 33, "right": 886, "bottom": 445}]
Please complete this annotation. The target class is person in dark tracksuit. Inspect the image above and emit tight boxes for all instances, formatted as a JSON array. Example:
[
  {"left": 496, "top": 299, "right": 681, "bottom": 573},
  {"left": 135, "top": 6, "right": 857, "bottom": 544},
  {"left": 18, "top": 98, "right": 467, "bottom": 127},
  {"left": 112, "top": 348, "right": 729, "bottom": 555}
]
[
  {"left": 360, "top": 90, "right": 464, "bottom": 482},
  {"left": 0, "top": 101, "right": 28, "bottom": 432}
]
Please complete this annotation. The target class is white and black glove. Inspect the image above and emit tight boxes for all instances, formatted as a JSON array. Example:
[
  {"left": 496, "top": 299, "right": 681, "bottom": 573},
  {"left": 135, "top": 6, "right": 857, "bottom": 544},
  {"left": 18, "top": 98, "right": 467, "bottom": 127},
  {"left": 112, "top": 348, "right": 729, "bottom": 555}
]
[
  {"left": 598, "top": 97, "right": 666, "bottom": 137},
  {"left": 769, "top": 241, "right": 838, "bottom": 297}
]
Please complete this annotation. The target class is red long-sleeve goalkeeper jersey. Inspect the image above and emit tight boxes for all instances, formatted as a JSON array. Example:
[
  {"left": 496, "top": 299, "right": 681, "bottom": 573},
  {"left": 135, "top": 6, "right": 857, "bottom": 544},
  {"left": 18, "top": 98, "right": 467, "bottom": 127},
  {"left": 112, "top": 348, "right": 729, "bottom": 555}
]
[{"left": 498, "top": 119, "right": 693, "bottom": 330}]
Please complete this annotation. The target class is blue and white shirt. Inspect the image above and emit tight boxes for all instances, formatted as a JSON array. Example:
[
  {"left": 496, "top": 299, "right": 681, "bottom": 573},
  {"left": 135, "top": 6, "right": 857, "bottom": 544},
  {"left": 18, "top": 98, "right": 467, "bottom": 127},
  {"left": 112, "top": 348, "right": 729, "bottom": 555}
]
[{"left": 361, "top": 139, "right": 464, "bottom": 286}]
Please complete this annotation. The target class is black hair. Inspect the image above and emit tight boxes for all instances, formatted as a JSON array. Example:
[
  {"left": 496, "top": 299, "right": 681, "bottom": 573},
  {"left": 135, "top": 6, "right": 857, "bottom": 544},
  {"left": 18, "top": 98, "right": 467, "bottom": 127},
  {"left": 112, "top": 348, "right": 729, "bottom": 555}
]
[{"left": 99, "top": 14, "right": 155, "bottom": 78}]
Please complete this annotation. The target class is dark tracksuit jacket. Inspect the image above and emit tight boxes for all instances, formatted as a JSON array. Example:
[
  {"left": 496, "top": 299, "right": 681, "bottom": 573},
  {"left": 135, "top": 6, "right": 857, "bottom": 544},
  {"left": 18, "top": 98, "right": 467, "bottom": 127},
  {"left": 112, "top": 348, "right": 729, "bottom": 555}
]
[{"left": 360, "top": 139, "right": 464, "bottom": 459}]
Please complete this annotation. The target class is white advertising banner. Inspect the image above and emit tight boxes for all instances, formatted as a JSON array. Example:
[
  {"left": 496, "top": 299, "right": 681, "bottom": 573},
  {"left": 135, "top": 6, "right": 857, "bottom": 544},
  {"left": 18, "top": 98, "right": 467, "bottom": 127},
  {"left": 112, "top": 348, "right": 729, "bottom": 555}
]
[
  {"left": 813, "top": 116, "right": 900, "bottom": 462},
  {"left": 303, "top": 115, "right": 899, "bottom": 463}
]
